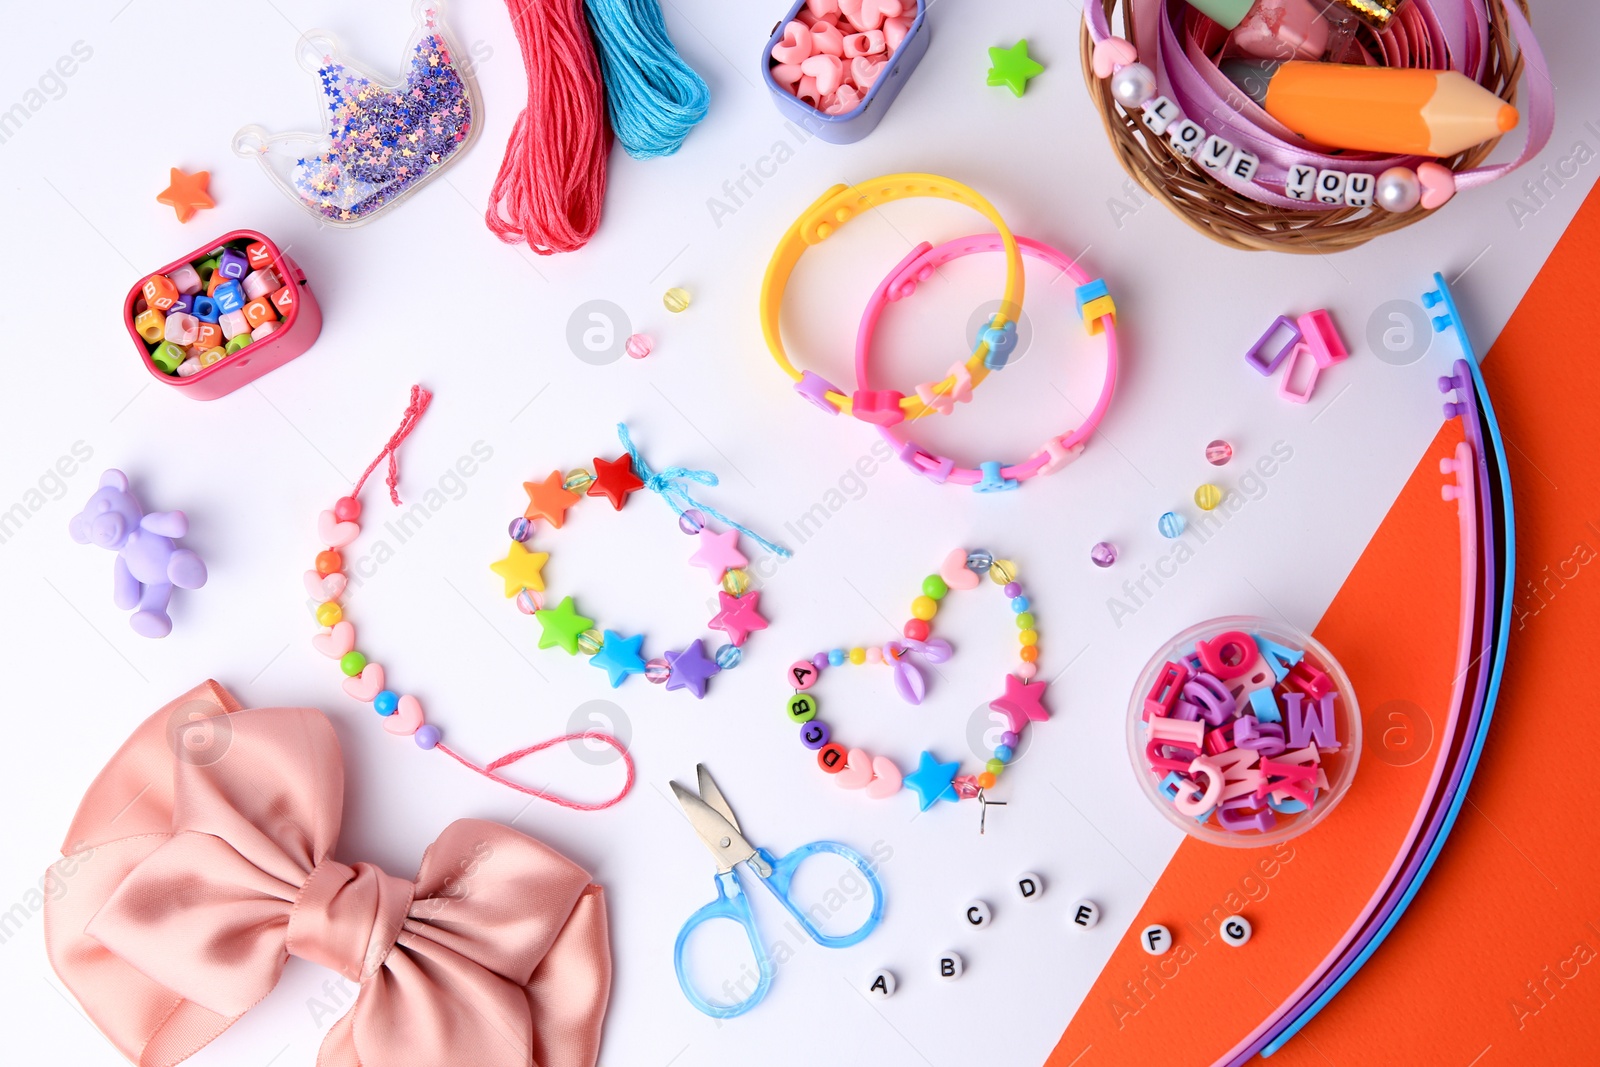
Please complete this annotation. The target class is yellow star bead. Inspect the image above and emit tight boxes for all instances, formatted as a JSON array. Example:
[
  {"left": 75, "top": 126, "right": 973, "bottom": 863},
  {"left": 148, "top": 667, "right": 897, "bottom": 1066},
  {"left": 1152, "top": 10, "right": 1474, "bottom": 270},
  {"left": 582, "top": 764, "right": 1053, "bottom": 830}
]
[{"left": 489, "top": 541, "right": 549, "bottom": 597}]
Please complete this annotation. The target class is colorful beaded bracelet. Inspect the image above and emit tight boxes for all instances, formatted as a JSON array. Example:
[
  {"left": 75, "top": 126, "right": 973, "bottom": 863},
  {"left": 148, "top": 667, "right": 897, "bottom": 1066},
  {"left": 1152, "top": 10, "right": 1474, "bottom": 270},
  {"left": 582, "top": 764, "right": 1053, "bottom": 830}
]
[
  {"left": 491, "top": 423, "right": 790, "bottom": 699},
  {"left": 761, "top": 173, "right": 1025, "bottom": 421},
  {"left": 854, "top": 233, "right": 1120, "bottom": 491},
  {"left": 782, "top": 549, "right": 1051, "bottom": 817},
  {"left": 305, "top": 387, "right": 634, "bottom": 810}
]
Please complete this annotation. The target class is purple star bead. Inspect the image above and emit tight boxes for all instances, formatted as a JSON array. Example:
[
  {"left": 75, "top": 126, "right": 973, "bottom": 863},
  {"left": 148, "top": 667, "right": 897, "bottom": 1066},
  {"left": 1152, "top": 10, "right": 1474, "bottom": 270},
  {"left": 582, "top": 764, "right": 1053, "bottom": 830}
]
[{"left": 664, "top": 639, "right": 721, "bottom": 699}]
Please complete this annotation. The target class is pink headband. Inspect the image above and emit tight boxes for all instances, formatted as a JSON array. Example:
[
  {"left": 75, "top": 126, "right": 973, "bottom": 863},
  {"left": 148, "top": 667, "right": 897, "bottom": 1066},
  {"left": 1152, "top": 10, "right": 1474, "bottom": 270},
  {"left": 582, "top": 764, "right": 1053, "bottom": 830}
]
[{"left": 44, "top": 681, "right": 611, "bottom": 1067}]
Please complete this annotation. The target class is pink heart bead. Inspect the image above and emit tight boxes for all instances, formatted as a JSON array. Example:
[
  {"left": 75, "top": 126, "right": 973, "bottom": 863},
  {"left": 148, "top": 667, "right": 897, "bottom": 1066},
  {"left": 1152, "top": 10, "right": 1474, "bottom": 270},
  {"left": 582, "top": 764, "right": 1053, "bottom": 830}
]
[
  {"left": 865, "top": 755, "right": 903, "bottom": 798},
  {"left": 303, "top": 569, "right": 347, "bottom": 601},
  {"left": 841, "top": 0, "right": 901, "bottom": 32},
  {"left": 312, "top": 620, "right": 356, "bottom": 658},
  {"left": 843, "top": 30, "right": 885, "bottom": 57},
  {"left": 811, "top": 21, "right": 845, "bottom": 57},
  {"left": 383, "top": 694, "right": 425, "bottom": 736},
  {"left": 1093, "top": 36, "right": 1139, "bottom": 78},
  {"left": 771, "top": 21, "right": 814, "bottom": 65},
  {"left": 826, "top": 84, "right": 862, "bottom": 114},
  {"left": 802, "top": 53, "right": 845, "bottom": 95},
  {"left": 1417, "top": 162, "right": 1456, "bottom": 209},
  {"left": 836, "top": 748, "right": 875, "bottom": 789},
  {"left": 770, "top": 62, "right": 804, "bottom": 90},
  {"left": 939, "top": 547, "right": 980, "bottom": 590},
  {"left": 850, "top": 56, "right": 887, "bottom": 90},
  {"left": 805, "top": 0, "right": 840, "bottom": 17},
  {"left": 317, "top": 509, "right": 360, "bottom": 548},
  {"left": 343, "top": 662, "right": 385, "bottom": 702},
  {"left": 883, "top": 14, "right": 911, "bottom": 52},
  {"left": 796, "top": 75, "right": 822, "bottom": 108}
]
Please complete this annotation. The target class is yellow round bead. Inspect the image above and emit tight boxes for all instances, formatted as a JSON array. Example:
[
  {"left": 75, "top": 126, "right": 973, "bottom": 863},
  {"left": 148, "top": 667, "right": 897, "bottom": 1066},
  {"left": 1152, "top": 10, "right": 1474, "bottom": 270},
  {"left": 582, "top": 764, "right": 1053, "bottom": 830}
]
[
  {"left": 564, "top": 468, "right": 595, "bottom": 492},
  {"left": 849, "top": 647, "right": 866, "bottom": 665},
  {"left": 989, "top": 559, "right": 1017, "bottom": 584},
  {"left": 1194, "top": 483, "right": 1225, "bottom": 511},
  {"left": 911, "top": 595, "right": 938, "bottom": 621},
  {"left": 663, "top": 287, "right": 692, "bottom": 313},
  {"left": 577, "top": 628, "right": 604, "bottom": 656},
  {"left": 1019, "top": 629, "right": 1039, "bottom": 646},
  {"left": 315, "top": 601, "right": 342, "bottom": 627},
  {"left": 722, "top": 568, "right": 751, "bottom": 596}
]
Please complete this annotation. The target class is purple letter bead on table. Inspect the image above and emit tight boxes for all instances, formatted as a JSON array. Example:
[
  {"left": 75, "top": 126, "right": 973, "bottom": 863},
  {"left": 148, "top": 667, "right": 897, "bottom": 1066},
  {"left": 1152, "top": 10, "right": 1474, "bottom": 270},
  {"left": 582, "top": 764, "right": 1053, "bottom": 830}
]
[
  {"left": 1246, "top": 315, "right": 1303, "bottom": 376},
  {"left": 1285, "top": 691, "right": 1342, "bottom": 750},
  {"left": 794, "top": 370, "right": 843, "bottom": 413},
  {"left": 68, "top": 469, "right": 207, "bottom": 639}
]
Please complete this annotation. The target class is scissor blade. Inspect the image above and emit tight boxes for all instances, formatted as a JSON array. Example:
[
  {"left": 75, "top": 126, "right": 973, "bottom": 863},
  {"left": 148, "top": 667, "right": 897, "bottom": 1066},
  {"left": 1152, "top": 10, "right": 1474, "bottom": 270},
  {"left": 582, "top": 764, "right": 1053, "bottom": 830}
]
[
  {"left": 695, "top": 764, "right": 740, "bottom": 833},
  {"left": 672, "top": 781, "right": 757, "bottom": 873}
]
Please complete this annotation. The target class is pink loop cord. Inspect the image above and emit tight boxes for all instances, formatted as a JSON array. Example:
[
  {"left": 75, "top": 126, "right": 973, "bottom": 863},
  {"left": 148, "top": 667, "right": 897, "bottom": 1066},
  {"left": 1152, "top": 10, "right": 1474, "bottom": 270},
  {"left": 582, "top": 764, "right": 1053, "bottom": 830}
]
[
  {"left": 352, "top": 385, "right": 433, "bottom": 505},
  {"left": 436, "top": 733, "right": 637, "bottom": 811},
  {"left": 486, "top": 0, "right": 611, "bottom": 254},
  {"left": 1085, "top": 0, "right": 1553, "bottom": 203}
]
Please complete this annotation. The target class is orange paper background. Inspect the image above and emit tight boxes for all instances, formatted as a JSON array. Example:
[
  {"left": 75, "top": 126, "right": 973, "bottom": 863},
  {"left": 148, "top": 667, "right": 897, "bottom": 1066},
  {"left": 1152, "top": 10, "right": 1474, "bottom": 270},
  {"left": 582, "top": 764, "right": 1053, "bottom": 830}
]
[{"left": 1048, "top": 184, "right": 1600, "bottom": 1065}]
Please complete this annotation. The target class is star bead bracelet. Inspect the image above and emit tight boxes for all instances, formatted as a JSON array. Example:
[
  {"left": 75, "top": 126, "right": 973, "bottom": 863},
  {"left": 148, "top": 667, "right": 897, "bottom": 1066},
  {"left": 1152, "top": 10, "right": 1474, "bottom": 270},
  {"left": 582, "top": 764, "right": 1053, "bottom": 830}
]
[
  {"left": 782, "top": 549, "right": 1052, "bottom": 816},
  {"left": 305, "top": 387, "right": 634, "bottom": 810},
  {"left": 491, "top": 424, "right": 790, "bottom": 699}
]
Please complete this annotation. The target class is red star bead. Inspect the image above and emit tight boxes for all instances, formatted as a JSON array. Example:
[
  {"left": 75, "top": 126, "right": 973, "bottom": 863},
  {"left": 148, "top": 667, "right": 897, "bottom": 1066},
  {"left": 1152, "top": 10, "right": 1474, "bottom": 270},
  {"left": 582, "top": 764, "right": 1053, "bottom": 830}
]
[{"left": 587, "top": 455, "right": 644, "bottom": 510}]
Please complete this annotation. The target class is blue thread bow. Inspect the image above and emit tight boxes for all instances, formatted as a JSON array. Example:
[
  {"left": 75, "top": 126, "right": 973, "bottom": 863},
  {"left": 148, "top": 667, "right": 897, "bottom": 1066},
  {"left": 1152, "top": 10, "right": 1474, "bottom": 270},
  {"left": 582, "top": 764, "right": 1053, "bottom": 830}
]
[{"left": 616, "top": 424, "right": 792, "bottom": 558}]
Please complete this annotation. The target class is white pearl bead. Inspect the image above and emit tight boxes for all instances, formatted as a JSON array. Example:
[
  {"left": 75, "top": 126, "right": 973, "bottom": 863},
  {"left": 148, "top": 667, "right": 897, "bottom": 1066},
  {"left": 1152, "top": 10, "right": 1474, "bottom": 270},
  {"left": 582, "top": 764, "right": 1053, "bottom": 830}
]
[
  {"left": 1376, "top": 166, "right": 1421, "bottom": 213},
  {"left": 1111, "top": 63, "right": 1158, "bottom": 109}
]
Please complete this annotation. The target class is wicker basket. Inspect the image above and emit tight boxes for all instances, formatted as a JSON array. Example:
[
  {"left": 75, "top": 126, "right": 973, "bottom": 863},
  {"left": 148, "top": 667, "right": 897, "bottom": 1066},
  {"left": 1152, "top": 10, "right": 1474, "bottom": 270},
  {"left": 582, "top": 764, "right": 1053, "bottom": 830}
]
[{"left": 1079, "top": 0, "right": 1530, "bottom": 253}]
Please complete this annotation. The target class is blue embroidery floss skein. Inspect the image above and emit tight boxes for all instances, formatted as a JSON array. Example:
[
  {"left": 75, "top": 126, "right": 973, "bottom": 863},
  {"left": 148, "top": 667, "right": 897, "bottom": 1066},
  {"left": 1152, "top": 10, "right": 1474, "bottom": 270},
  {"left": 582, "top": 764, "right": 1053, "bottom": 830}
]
[{"left": 584, "top": 0, "right": 710, "bottom": 158}]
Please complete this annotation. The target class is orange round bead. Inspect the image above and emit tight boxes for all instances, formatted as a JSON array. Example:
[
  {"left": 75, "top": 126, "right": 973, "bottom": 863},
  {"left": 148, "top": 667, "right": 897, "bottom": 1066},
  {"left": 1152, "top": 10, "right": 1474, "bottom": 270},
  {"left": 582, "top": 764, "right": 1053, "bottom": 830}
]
[
  {"left": 315, "top": 550, "right": 343, "bottom": 576},
  {"left": 1019, "top": 644, "right": 1039, "bottom": 663},
  {"left": 978, "top": 772, "right": 997, "bottom": 790}
]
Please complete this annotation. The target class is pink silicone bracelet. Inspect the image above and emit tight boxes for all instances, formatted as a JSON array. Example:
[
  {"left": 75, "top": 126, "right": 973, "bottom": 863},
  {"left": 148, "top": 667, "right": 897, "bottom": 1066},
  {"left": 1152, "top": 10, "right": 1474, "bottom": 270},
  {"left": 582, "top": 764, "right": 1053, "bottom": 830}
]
[{"left": 854, "top": 234, "right": 1119, "bottom": 487}]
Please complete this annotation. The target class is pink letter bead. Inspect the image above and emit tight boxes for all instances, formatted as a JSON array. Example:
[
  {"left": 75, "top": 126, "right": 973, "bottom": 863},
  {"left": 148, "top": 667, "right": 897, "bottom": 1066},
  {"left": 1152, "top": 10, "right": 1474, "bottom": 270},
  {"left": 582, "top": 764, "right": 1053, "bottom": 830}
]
[
  {"left": 169, "top": 264, "right": 203, "bottom": 295},
  {"left": 1196, "top": 630, "right": 1256, "bottom": 679},
  {"left": 162, "top": 312, "right": 200, "bottom": 346},
  {"left": 220, "top": 309, "right": 251, "bottom": 339},
  {"left": 1143, "top": 661, "right": 1190, "bottom": 721},
  {"left": 788, "top": 659, "right": 820, "bottom": 690},
  {"left": 242, "top": 267, "right": 283, "bottom": 300},
  {"left": 251, "top": 320, "right": 279, "bottom": 341}
]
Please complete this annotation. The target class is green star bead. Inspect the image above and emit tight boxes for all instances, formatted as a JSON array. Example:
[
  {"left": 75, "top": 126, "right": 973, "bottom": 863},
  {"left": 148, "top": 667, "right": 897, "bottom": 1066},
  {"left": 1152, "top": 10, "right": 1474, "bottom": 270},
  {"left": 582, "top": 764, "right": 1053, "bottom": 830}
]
[
  {"left": 535, "top": 596, "right": 596, "bottom": 655},
  {"left": 987, "top": 40, "right": 1044, "bottom": 98}
]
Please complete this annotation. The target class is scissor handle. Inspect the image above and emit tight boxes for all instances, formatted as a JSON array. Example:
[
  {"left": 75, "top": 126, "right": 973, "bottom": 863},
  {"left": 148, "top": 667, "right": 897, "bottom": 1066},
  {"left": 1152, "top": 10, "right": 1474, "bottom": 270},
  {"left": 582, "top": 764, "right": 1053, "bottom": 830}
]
[
  {"left": 674, "top": 869, "right": 773, "bottom": 1018},
  {"left": 756, "top": 842, "right": 885, "bottom": 948}
]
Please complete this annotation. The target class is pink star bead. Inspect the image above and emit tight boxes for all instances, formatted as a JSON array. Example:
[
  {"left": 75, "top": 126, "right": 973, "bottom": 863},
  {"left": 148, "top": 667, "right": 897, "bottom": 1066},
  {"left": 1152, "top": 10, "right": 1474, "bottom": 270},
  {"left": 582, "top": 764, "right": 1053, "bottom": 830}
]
[
  {"left": 708, "top": 590, "right": 769, "bottom": 646},
  {"left": 688, "top": 528, "right": 747, "bottom": 581},
  {"left": 989, "top": 674, "right": 1051, "bottom": 735}
]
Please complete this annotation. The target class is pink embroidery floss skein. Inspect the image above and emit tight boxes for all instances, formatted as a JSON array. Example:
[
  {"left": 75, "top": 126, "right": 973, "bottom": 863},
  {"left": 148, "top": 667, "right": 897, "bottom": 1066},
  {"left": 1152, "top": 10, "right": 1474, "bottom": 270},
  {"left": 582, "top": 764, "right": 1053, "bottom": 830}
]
[{"left": 487, "top": 0, "right": 612, "bottom": 254}]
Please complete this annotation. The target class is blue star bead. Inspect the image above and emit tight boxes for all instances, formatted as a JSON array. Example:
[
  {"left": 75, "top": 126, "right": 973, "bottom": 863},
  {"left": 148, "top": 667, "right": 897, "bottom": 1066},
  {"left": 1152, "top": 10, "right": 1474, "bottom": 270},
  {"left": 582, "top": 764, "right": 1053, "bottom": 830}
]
[
  {"left": 904, "top": 751, "right": 961, "bottom": 811},
  {"left": 590, "top": 630, "right": 646, "bottom": 688},
  {"left": 664, "top": 639, "right": 721, "bottom": 699}
]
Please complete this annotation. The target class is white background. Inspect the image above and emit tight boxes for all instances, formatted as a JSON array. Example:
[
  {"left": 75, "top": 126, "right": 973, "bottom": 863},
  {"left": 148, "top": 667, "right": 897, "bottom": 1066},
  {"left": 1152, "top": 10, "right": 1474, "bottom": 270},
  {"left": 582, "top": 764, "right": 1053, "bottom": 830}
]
[{"left": 1, "top": 1, "right": 1595, "bottom": 1065}]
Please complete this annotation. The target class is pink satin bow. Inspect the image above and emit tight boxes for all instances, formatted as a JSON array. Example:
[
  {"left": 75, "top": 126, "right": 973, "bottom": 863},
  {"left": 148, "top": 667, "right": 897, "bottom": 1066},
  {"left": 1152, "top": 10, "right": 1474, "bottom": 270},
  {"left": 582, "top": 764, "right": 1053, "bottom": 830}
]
[{"left": 44, "top": 681, "right": 611, "bottom": 1067}]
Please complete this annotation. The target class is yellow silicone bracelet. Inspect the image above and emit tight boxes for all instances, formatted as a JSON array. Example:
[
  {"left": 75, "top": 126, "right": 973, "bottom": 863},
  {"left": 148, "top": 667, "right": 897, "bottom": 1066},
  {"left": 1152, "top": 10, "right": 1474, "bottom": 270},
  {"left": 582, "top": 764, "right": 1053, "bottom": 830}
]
[{"left": 760, "top": 174, "right": 1025, "bottom": 420}]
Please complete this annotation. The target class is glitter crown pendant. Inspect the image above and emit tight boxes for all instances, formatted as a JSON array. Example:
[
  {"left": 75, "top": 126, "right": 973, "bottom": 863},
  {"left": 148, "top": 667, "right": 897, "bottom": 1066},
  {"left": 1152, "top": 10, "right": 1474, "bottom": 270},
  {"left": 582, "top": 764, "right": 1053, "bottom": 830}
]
[{"left": 233, "top": 0, "right": 480, "bottom": 227}]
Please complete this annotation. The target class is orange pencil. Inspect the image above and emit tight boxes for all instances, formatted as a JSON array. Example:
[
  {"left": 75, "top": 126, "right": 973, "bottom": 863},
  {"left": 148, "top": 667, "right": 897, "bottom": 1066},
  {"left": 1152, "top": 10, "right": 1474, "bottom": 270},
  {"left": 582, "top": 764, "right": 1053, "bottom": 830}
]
[{"left": 1258, "top": 61, "right": 1518, "bottom": 157}]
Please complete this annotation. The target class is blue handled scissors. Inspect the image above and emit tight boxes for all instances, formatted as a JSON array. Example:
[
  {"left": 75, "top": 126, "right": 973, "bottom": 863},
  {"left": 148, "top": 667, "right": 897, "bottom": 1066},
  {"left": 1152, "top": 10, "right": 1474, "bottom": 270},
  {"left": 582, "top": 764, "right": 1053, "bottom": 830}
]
[{"left": 671, "top": 764, "right": 885, "bottom": 1018}]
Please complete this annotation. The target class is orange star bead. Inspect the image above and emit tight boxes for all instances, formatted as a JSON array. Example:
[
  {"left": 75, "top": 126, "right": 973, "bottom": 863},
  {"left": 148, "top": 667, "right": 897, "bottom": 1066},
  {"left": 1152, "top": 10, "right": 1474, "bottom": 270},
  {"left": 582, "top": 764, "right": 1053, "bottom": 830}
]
[
  {"left": 587, "top": 455, "right": 644, "bottom": 510},
  {"left": 156, "top": 168, "right": 215, "bottom": 223},
  {"left": 523, "top": 470, "right": 581, "bottom": 528}
]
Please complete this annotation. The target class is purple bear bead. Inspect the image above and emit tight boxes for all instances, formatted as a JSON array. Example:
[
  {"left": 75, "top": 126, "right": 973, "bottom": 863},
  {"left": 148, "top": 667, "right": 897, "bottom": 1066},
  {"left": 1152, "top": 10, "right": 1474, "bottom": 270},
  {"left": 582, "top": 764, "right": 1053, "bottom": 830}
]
[{"left": 69, "top": 469, "right": 207, "bottom": 638}]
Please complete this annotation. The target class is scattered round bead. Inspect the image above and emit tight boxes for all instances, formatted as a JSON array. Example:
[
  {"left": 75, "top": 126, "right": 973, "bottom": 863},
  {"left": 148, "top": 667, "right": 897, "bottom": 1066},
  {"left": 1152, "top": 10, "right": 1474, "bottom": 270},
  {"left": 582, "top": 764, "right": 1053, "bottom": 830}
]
[
  {"left": 800, "top": 720, "right": 830, "bottom": 749},
  {"left": 937, "top": 952, "right": 964, "bottom": 980},
  {"left": 340, "top": 650, "right": 367, "bottom": 677},
  {"left": 1221, "top": 914, "right": 1253, "bottom": 947},
  {"left": 715, "top": 643, "right": 742, "bottom": 670},
  {"left": 1016, "top": 872, "right": 1044, "bottom": 902},
  {"left": 923, "top": 574, "right": 949, "bottom": 600},
  {"left": 1205, "top": 439, "right": 1234, "bottom": 466},
  {"left": 1376, "top": 166, "right": 1422, "bottom": 213},
  {"left": 1071, "top": 899, "right": 1101, "bottom": 929},
  {"left": 963, "top": 900, "right": 992, "bottom": 928},
  {"left": 414, "top": 724, "right": 441, "bottom": 749},
  {"left": 1141, "top": 924, "right": 1173, "bottom": 955},
  {"left": 663, "top": 286, "right": 692, "bottom": 313},
  {"left": 1194, "top": 484, "right": 1224, "bottom": 511},
  {"left": 967, "top": 550, "right": 994, "bottom": 572},
  {"left": 1090, "top": 541, "right": 1118, "bottom": 568},
  {"left": 515, "top": 589, "right": 544, "bottom": 614},
  {"left": 563, "top": 469, "right": 595, "bottom": 492},
  {"left": 374, "top": 690, "right": 399, "bottom": 716},
  {"left": 333, "top": 496, "right": 362, "bottom": 522},
  {"left": 678, "top": 509, "right": 706, "bottom": 535},
  {"left": 989, "top": 559, "right": 1017, "bottom": 584},
  {"left": 508, "top": 516, "right": 533, "bottom": 542},
  {"left": 1110, "top": 61, "right": 1157, "bottom": 109},
  {"left": 722, "top": 568, "right": 751, "bottom": 596},
  {"left": 577, "top": 629, "right": 604, "bottom": 656},
  {"left": 865, "top": 969, "right": 897, "bottom": 998},
  {"left": 1158, "top": 511, "right": 1186, "bottom": 538},
  {"left": 625, "top": 333, "right": 653, "bottom": 360},
  {"left": 645, "top": 658, "right": 672, "bottom": 683},
  {"left": 316, "top": 601, "right": 342, "bottom": 627}
]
